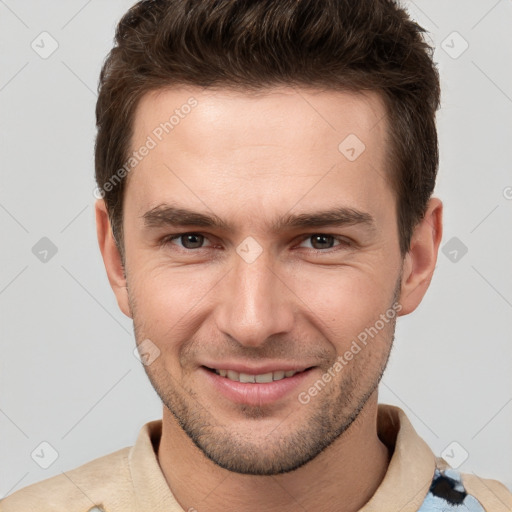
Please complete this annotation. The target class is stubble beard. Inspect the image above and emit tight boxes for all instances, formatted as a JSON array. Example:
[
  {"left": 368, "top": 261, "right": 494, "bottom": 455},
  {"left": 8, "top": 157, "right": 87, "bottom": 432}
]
[{"left": 128, "top": 279, "right": 400, "bottom": 475}]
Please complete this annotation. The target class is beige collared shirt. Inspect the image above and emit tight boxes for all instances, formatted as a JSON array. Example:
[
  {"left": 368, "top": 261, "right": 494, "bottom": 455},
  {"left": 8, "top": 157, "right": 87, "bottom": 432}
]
[{"left": 2, "top": 404, "right": 511, "bottom": 511}]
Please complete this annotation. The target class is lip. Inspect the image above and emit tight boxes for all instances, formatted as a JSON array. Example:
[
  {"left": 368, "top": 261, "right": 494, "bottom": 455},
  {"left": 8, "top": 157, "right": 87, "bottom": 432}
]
[{"left": 200, "top": 365, "right": 315, "bottom": 406}]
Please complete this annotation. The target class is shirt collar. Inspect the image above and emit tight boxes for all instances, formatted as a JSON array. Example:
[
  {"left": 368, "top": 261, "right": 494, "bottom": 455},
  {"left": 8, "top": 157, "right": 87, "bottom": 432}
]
[
  {"left": 359, "top": 404, "right": 437, "bottom": 511},
  {"left": 128, "top": 404, "right": 437, "bottom": 511},
  {"left": 128, "top": 419, "right": 184, "bottom": 510}
]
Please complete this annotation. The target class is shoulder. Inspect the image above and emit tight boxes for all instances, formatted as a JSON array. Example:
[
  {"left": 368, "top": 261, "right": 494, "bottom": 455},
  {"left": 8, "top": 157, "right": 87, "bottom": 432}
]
[
  {"left": 460, "top": 471, "right": 512, "bottom": 511},
  {"left": 0, "top": 447, "right": 134, "bottom": 512},
  {"left": 419, "top": 461, "right": 512, "bottom": 512}
]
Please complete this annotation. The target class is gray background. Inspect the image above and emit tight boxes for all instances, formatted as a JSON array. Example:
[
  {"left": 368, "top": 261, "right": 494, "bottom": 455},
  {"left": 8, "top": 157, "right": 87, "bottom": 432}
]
[{"left": 1, "top": 0, "right": 511, "bottom": 499}]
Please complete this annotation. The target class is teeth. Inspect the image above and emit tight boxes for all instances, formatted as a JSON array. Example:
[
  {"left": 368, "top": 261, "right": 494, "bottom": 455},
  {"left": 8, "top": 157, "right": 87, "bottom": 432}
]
[
  {"left": 273, "top": 370, "right": 285, "bottom": 381},
  {"left": 227, "top": 370, "right": 239, "bottom": 381},
  {"left": 255, "top": 372, "right": 273, "bottom": 383},
  {"left": 239, "top": 372, "right": 255, "bottom": 383},
  {"left": 214, "top": 368, "right": 299, "bottom": 382}
]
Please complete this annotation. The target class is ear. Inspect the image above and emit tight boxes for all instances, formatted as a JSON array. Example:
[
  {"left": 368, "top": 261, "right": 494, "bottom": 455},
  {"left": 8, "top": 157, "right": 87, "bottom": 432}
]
[
  {"left": 95, "top": 199, "right": 132, "bottom": 319},
  {"left": 398, "top": 197, "right": 443, "bottom": 316}
]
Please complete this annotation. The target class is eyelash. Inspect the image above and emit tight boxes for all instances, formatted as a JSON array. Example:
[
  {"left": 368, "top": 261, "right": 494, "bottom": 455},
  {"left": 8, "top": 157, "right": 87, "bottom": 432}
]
[{"left": 160, "top": 232, "right": 354, "bottom": 253}]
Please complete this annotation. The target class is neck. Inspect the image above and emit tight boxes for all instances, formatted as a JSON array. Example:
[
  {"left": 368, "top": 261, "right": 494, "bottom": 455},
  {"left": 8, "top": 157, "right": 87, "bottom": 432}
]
[{"left": 157, "top": 391, "right": 390, "bottom": 512}]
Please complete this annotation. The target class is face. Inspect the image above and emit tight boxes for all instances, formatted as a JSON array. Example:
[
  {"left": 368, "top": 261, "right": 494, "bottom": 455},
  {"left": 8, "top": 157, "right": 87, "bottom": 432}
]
[{"left": 112, "top": 86, "right": 407, "bottom": 474}]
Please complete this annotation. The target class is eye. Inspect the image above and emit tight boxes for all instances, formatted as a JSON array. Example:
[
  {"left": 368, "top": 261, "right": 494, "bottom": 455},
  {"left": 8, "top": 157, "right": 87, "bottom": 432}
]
[
  {"left": 298, "top": 234, "right": 350, "bottom": 250},
  {"left": 164, "top": 232, "right": 210, "bottom": 250}
]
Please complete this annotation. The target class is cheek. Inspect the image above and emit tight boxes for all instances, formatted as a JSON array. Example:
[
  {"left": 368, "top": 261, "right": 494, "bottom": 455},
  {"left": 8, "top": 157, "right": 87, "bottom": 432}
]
[
  {"left": 290, "top": 265, "right": 396, "bottom": 343},
  {"left": 129, "top": 264, "right": 221, "bottom": 336}
]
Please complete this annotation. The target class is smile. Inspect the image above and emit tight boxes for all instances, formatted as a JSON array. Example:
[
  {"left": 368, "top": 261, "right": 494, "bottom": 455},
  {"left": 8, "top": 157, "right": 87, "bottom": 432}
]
[
  {"left": 201, "top": 366, "right": 315, "bottom": 406},
  {"left": 212, "top": 368, "right": 301, "bottom": 383}
]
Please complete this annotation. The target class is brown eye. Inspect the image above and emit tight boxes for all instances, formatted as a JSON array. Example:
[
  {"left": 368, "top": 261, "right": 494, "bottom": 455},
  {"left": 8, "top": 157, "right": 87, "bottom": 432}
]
[
  {"left": 297, "top": 234, "right": 353, "bottom": 252},
  {"left": 307, "top": 234, "right": 337, "bottom": 250},
  {"left": 166, "top": 233, "right": 206, "bottom": 249},
  {"left": 312, "top": 234, "right": 335, "bottom": 249},
  {"left": 180, "top": 233, "right": 204, "bottom": 249}
]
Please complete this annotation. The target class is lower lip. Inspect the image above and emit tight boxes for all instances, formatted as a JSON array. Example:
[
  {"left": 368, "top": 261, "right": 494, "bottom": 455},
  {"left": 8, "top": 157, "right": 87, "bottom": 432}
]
[{"left": 200, "top": 367, "right": 314, "bottom": 406}]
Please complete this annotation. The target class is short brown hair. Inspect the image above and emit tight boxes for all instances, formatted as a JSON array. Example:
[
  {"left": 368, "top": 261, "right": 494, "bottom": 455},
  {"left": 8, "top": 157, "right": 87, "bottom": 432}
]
[{"left": 95, "top": 0, "right": 441, "bottom": 261}]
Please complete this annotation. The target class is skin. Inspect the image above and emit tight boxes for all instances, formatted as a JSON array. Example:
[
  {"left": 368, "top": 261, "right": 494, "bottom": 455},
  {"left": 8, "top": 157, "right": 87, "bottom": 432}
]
[{"left": 96, "top": 86, "right": 442, "bottom": 512}]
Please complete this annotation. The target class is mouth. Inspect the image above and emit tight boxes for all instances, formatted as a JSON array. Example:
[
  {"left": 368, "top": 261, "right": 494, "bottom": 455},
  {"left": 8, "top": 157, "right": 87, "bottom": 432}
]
[
  {"left": 204, "top": 366, "right": 309, "bottom": 383},
  {"left": 201, "top": 365, "right": 315, "bottom": 406}
]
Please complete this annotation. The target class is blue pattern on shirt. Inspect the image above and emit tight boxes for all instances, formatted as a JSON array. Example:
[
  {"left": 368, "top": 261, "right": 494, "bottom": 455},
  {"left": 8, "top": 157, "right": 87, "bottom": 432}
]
[{"left": 418, "top": 468, "right": 485, "bottom": 511}]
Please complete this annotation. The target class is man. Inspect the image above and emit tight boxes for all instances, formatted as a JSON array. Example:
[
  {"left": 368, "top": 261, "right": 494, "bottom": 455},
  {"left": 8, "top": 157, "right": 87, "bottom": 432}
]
[{"left": 2, "top": 0, "right": 511, "bottom": 511}]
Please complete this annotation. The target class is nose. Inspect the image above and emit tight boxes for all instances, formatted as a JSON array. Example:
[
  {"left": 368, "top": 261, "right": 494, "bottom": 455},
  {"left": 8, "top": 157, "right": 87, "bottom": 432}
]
[{"left": 214, "top": 246, "right": 296, "bottom": 347}]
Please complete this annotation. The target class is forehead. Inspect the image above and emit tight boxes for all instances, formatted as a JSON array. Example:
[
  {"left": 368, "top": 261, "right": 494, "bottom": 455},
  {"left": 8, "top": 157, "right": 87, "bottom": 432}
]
[
  {"left": 133, "top": 85, "right": 387, "bottom": 150},
  {"left": 126, "top": 85, "right": 392, "bottom": 226}
]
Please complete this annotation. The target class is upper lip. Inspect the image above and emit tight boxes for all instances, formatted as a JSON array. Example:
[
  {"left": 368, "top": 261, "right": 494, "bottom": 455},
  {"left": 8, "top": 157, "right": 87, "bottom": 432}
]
[{"left": 201, "top": 362, "right": 314, "bottom": 374}]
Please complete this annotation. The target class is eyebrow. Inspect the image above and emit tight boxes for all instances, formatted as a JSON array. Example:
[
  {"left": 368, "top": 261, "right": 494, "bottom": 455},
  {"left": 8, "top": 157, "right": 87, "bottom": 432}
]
[{"left": 142, "top": 203, "right": 375, "bottom": 233}]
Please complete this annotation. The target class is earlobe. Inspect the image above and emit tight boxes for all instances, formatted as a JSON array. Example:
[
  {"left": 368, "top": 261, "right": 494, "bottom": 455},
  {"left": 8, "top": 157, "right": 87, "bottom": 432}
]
[
  {"left": 95, "top": 199, "right": 133, "bottom": 319},
  {"left": 398, "top": 198, "right": 443, "bottom": 316}
]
